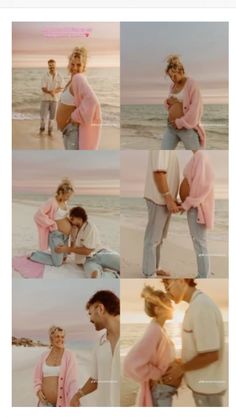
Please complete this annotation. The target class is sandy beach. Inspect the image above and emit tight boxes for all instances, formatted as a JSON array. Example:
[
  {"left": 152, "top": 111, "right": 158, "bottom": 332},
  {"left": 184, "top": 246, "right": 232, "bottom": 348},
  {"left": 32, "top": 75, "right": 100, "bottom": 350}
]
[
  {"left": 12, "top": 346, "right": 99, "bottom": 407},
  {"left": 121, "top": 224, "right": 228, "bottom": 278},
  {"left": 12, "top": 200, "right": 120, "bottom": 280},
  {"left": 12, "top": 120, "right": 120, "bottom": 150}
]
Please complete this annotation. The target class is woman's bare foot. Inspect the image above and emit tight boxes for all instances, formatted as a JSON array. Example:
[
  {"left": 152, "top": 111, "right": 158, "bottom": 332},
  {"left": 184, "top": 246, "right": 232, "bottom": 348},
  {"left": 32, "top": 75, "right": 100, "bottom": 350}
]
[{"left": 156, "top": 269, "right": 171, "bottom": 277}]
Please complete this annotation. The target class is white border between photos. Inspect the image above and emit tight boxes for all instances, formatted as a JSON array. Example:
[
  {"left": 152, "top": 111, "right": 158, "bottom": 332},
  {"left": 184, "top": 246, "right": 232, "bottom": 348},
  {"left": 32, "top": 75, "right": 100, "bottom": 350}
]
[{"left": 0, "top": 6, "right": 235, "bottom": 419}]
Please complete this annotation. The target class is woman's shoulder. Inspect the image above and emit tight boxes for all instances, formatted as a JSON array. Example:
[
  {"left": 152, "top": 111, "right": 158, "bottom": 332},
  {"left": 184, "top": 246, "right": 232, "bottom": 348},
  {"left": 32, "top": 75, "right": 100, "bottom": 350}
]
[
  {"left": 186, "top": 77, "right": 199, "bottom": 90},
  {"left": 146, "top": 319, "right": 162, "bottom": 334},
  {"left": 72, "top": 72, "right": 87, "bottom": 83}
]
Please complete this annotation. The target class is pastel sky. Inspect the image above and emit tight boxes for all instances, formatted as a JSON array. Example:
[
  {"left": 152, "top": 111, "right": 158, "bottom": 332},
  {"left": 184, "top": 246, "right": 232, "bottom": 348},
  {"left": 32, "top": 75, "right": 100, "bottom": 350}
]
[
  {"left": 12, "top": 151, "right": 120, "bottom": 195},
  {"left": 12, "top": 22, "right": 120, "bottom": 68},
  {"left": 121, "top": 150, "right": 228, "bottom": 199},
  {"left": 12, "top": 279, "right": 119, "bottom": 342},
  {"left": 121, "top": 22, "right": 228, "bottom": 104},
  {"left": 121, "top": 278, "right": 228, "bottom": 324}
]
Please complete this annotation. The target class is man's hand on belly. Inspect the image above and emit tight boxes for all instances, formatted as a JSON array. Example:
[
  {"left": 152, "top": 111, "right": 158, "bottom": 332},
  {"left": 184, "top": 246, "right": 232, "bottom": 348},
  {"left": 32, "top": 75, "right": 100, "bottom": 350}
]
[{"left": 55, "top": 245, "right": 70, "bottom": 254}]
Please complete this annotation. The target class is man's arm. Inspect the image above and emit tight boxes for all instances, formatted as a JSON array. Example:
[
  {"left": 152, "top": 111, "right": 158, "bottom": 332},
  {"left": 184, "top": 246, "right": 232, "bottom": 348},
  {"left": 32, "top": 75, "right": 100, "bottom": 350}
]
[
  {"left": 55, "top": 244, "right": 93, "bottom": 256},
  {"left": 153, "top": 171, "right": 180, "bottom": 214},
  {"left": 162, "top": 351, "right": 219, "bottom": 387},
  {"left": 70, "top": 377, "right": 98, "bottom": 407}
]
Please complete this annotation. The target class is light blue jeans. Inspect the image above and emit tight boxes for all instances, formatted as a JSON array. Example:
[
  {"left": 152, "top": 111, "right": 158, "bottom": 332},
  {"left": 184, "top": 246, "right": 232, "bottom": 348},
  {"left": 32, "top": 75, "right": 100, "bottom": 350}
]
[
  {"left": 84, "top": 249, "right": 120, "bottom": 279},
  {"left": 62, "top": 122, "right": 79, "bottom": 150},
  {"left": 38, "top": 401, "right": 56, "bottom": 407},
  {"left": 192, "top": 390, "right": 225, "bottom": 407},
  {"left": 161, "top": 123, "right": 200, "bottom": 150},
  {"left": 187, "top": 208, "right": 209, "bottom": 278},
  {"left": 151, "top": 383, "right": 177, "bottom": 407},
  {"left": 143, "top": 200, "right": 171, "bottom": 277},
  {"left": 30, "top": 231, "right": 68, "bottom": 267}
]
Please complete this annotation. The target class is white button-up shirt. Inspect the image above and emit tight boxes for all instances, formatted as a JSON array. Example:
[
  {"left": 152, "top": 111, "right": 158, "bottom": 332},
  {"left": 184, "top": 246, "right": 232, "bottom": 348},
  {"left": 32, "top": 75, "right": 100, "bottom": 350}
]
[{"left": 41, "top": 71, "right": 64, "bottom": 102}]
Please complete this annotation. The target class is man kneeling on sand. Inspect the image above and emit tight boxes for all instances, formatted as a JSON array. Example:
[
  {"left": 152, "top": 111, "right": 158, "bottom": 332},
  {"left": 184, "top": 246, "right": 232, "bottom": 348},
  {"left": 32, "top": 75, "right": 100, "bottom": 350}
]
[{"left": 55, "top": 206, "right": 120, "bottom": 278}]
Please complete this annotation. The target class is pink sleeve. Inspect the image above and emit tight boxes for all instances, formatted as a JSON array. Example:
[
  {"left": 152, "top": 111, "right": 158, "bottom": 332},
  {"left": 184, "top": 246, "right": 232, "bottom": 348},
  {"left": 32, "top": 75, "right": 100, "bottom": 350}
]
[
  {"left": 182, "top": 153, "right": 214, "bottom": 211},
  {"left": 71, "top": 74, "right": 99, "bottom": 125},
  {"left": 33, "top": 354, "right": 44, "bottom": 394},
  {"left": 123, "top": 324, "right": 165, "bottom": 383},
  {"left": 34, "top": 199, "right": 57, "bottom": 232},
  {"left": 65, "top": 352, "right": 79, "bottom": 402},
  {"left": 175, "top": 81, "right": 202, "bottom": 129}
]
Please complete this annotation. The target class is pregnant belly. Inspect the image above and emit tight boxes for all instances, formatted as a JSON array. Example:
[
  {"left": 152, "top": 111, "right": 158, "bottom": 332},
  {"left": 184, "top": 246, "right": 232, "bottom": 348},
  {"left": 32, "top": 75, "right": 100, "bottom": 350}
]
[
  {"left": 42, "top": 377, "right": 59, "bottom": 405},
  {"left": 168, "top": 102, "right": 184, "bottom": 121},
  {"left": 179, "top": 178, "right": 190, "bottom": 202},
  {"left": 56, "top": 102, "right": 76, "bottom": 131},
  {"left": 55, "top": 218, "right": 72, "bottom": 235}
]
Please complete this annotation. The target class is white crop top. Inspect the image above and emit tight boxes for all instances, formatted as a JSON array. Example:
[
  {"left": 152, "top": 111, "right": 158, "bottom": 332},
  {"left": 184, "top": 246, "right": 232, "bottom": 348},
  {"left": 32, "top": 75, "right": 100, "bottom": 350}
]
[
  {"left": 54, "top": 206, "right": 69, "bottom": 221},
  {"left": 169, "top": 88, "right": 185, "bottom": 102},
  {"left": 60, "top": 86, "right": 75, "bottom": 106},
  {"left": 43, "top": 362, "right": 61, "bottom": 377}
]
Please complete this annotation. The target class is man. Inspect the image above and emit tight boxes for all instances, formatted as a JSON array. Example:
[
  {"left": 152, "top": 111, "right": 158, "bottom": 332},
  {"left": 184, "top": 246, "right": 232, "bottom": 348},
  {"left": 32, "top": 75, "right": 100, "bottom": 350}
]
[
  {"left": 143, "top": 150, "right": 180, "bottom": 278},
  {"left": 70, "top": 290, "right": 120, "bottom": 406},
  {"left": 162, "top": 278, "right": 227, "bottom": 407},
  {"left": 55, "top": 206, "right": 120, "bottom": 278},
  {"left": 40, "top": 59, "right": 64, "bottom": 135}
]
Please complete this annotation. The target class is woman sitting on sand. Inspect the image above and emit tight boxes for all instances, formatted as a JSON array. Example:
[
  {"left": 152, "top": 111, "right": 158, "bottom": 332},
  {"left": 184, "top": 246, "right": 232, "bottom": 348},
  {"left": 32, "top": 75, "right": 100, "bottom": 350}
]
[
  {"left": 179, "top": 150, "right": 215, "bottom": 278},
  {"left": 161, "top": 55, "right": 205, "bottom": 150},
  {"left": 123, "top": 285, "right": 180, "bottom": 407},
  {"left": 30, "top": 178, "right": 76, "bottom": 267},
  {"left": 34, "top": 326, "right": 78, "bottom": 407},
  {"left": 56, "top": 47, "right": 102, "bottom": 150}
]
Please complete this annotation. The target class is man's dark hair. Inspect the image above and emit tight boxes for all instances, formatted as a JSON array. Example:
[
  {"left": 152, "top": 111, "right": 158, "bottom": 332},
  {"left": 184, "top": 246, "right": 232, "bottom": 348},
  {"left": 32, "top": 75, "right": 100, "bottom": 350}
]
[
  {"left": 70, "top": 206, "right": 88, "bottom": 223},
  {"left": 86, "top": 290, "right": 120, "bottom": 316},
  {"left": 48, "top": 59, "right": 56, "bottom": 64}
]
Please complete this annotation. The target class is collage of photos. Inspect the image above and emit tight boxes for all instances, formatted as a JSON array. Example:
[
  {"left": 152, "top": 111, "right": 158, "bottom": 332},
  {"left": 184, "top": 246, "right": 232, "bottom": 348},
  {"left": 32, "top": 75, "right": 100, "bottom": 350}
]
[{"left": 12, "top": 21, "right": 228, "bottom": 408}]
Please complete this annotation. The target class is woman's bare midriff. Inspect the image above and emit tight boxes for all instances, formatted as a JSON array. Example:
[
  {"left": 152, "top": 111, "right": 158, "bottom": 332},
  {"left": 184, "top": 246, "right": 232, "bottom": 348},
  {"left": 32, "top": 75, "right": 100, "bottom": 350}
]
[
  {"left": 168, "top": 102, "right": 184, "bottom": 122},
  {"left": 42, "top": 377, "right": 58, "bottom": 405},
  {"left": 56, "top": 102, "right": 76, "bottom": 131},
  {"left": 56, "top": 218, "right": 72, "bottom": 235},
  {"left": 179, "top": 177, "right": 190, "bottom": 202}
]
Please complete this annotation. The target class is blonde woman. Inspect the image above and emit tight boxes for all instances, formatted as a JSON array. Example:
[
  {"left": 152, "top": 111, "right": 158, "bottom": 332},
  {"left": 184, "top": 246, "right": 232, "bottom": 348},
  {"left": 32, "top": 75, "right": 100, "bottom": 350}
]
[
  {"left": 123, "top": 286, "right": 179, "bottom": 407},
  {"left": 30, "top": 178, "right": 75, "bottom": 267},
  {"left": 56, "top": 47, "right": 102, "bottom": 150},
  {"left": 34, "top": 326, "right": 78, "bottom": 407},
  {"left": 161, "top": 55, "right": 205, "bottom": 150}
]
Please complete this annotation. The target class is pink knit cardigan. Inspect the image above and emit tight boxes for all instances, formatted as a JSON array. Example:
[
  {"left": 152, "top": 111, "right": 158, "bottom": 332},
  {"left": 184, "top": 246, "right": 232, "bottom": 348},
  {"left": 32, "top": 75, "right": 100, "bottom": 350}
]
[
  {"left": 165, "top": 77, "right": 206, "bottom": 148},
  {"left": 34, "top": 197, "right": 58, "bottom": 250},
  {"left": 71, "top": 73, "right": 102, "bottom": 150},
  {"left": 33, "top": 348, "right": 78, "bottom": 407},
  {"left": 182, "top": 151, "right": 215, "bottom": 229},
  {"left": 123, "top": 321, "right": 175, "bottom": 407}
]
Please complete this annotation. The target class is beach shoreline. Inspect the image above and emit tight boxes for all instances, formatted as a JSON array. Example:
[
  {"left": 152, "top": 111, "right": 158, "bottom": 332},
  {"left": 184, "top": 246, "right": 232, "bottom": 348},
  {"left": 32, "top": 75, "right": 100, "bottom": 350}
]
[{"left": 13, "top": 119, "right": 120, "bottom": 150}]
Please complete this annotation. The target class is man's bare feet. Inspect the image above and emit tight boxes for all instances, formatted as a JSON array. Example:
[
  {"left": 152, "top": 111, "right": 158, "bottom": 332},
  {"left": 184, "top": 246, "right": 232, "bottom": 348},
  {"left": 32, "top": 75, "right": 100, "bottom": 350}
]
[{"left": 156, "top": 269, "right": 171, "bottom": 277}]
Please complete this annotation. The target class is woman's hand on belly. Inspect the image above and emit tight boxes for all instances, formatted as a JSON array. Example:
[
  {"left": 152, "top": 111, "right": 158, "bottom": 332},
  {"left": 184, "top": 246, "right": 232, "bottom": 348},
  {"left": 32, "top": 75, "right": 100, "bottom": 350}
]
[
  {"left": 56, "top": 103, "right": 76, "bottom": 131},
  {"left": 168, "top": 102, "right": 184, "bottom": 125},
  {"left": 42, "top": 377, "right": 59, "bottom": 405}
]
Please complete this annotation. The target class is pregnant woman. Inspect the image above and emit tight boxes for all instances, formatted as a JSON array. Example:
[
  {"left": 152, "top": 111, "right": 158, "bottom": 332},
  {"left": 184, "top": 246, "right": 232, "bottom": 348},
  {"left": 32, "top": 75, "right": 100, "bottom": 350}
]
[
  {"left": 124, "top": 285, "right": 180, "bottom": 407},
  {"left": 56, "top": 47, "right": 102, "bottom": 150},
  {"left": 34, "top": 326, "right": 78, "bottom": 407},
  {"left": 161, "top": 55, "right": 206, "bottom": 150},
  {"left": 180, "top": 150, "right": 215, "bottom": 278},
  {"left": 30, "top": 178, "right": 75, "bottom": 267}
]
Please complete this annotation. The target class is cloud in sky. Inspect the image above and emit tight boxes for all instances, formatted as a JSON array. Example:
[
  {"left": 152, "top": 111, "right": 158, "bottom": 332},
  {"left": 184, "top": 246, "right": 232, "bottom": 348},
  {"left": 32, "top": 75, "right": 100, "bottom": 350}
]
[
  {"left": 12, "top": 22, "right": 120, "bottom": 68},
  {"left": 121, "top": 22, "right": 228, "bottom": 104}
]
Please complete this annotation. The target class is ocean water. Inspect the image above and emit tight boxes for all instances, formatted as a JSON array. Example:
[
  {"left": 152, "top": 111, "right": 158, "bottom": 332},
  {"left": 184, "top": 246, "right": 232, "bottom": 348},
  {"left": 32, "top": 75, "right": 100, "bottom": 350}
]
[
  {"left": 12, "top": 67, "right": 120, "bottom": 128},
  {"left": 13, "top": 193, "right": 120, "bottom": 218},
  {"left": 121, "top": 104, "right": 228, "bottom": 149},
  {"left": 121, "top": 197, "right": 228, "bottom": 242},
  {"left": 121, "top": 321, "right": 228, "bottom": 357}
]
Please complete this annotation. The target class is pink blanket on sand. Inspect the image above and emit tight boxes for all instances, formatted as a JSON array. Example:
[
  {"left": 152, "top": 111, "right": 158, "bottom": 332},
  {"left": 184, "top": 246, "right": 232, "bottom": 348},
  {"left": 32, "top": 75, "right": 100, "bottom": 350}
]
[{"left": 12, "top": 256, "right": 45, "bottom": 278}]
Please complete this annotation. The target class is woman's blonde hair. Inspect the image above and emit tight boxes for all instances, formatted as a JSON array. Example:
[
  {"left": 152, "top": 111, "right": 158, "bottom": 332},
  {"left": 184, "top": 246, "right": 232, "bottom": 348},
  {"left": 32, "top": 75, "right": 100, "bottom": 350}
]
[
  {"left": 55, "top": 178, "right": 74, "bottom": 200},
  {"left": 68, "top": 46, "right": 88, "bottom": 73},
  {"left": 165, "top": 55, "right": 185, "bottom": 75},
  {"left": 49, "top": 325, "right": 65, "bottom": 346},
  {"left": 141, "top": 285, "right": 171, "bottom": 318}
]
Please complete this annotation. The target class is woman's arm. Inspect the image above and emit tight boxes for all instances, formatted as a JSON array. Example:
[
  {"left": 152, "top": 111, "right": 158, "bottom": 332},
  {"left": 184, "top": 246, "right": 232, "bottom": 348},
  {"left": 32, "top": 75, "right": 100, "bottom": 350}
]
[
  {"left": 71, "top": 74, "right": 100, "bottom": 125},
  {"left": 175, "top": 80, "right": 202, "bottom": 129},
  {"left": 34, "top": 199, "right": 57, "bottom": 232},
  {"left": 182, "top": 153, "right": 214, "bottom": 211},
  {"left": 123, "top": 324, "right": 166, "bottom": 383}
]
